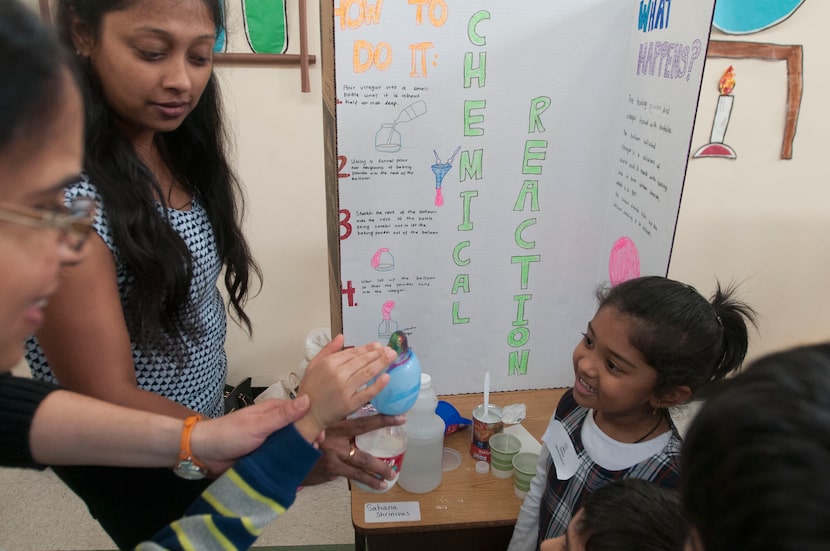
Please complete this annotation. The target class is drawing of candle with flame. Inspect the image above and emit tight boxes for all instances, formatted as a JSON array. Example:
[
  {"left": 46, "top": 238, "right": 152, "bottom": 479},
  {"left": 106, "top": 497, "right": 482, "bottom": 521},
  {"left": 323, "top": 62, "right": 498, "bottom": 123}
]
[{"left": 694, "top": 65, "right": 737, "bottom": 159}]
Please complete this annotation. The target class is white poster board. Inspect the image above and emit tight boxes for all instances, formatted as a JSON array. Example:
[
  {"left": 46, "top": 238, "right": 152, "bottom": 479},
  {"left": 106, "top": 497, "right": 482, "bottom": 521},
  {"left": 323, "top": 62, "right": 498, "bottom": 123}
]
[{"left": 330, "top": 0, "right": 714, "bottom": 394}]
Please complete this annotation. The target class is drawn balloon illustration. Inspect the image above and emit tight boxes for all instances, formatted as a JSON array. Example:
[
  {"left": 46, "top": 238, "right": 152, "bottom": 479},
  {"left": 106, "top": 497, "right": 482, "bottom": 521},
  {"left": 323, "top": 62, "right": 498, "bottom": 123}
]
[
  {"left": 371, "top": 248, "right": 395, "bottom": 272},
  {"left": 378, "top": 300, "right": 399, "bottom": 340},
  {"left": 609, "top": 237, "right": 641, "bottom": 286},
  {"left": 713, "top": 0, "right": 805, "bottom": 34}
]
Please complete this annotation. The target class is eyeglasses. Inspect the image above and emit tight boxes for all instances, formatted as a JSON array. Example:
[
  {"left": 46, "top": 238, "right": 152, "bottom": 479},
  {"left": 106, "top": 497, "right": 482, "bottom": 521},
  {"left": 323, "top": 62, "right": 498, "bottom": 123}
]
[{"left": 0, "top": 197, "right": 95, "bottom": 251}]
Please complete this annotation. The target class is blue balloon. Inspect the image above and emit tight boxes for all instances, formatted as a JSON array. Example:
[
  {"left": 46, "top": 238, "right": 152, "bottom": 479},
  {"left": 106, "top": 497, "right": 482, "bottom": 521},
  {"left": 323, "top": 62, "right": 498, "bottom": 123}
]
[
  {"left": 370, "top": 331, "right": 422, "bottom": 415},
  {"left": 713, "top": 0, "right": 805, "bottom": 35}
]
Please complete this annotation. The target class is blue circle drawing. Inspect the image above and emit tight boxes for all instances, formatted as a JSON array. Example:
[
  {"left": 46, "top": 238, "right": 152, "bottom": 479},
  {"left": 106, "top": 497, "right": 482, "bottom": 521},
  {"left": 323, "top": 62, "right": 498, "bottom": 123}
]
[{"left": 713, "top": 0, "right": 805, "bottom": 35}]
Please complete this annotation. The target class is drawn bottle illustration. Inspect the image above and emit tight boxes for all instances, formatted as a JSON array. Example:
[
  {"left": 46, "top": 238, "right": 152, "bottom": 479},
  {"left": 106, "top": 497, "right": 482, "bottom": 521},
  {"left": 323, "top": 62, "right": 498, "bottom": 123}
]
[
  {"left": 378, "top": 300, "right": 398, "bottom": 340},
  {"left": 243, "top": 0, "right": 288, "bottom": 54},
  {"left": 395, "top": 100, "right": 428, "bottom": 124}
]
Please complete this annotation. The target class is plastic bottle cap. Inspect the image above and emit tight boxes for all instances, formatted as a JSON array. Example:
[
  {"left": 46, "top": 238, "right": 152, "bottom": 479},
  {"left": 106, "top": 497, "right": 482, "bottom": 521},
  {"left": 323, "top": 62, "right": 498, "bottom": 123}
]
[
  {"left": 475, "top": 460, "right": 489, "bottom": 474},
  {"left": 442, "top": 448, "right": 462, "bottom": 471}
]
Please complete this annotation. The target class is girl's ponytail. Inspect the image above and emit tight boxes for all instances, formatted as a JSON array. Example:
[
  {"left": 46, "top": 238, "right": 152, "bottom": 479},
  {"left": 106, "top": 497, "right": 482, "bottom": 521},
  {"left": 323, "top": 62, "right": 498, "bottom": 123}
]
[{"left": 709, "top": 282, "right": 757, "bottom": 381}]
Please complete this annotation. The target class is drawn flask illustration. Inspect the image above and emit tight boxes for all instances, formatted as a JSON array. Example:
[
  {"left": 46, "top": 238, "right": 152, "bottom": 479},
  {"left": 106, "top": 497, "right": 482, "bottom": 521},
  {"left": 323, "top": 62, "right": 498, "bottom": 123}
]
[
  {"left": 375, "top": 124, "right": 402, "bottom": 153},
  {"left": 243, "top": 0, "right": 288, "bottom": 54},
  {"left": 374, "top": 101, "right": 427, "bottom": 153}
]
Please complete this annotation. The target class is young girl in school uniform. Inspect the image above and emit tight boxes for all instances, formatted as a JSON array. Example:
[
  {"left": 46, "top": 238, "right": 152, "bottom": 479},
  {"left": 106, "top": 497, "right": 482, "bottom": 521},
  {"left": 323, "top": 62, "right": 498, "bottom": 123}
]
[{"left": 508, "top": 275, "right": 756, "bottom": 551}]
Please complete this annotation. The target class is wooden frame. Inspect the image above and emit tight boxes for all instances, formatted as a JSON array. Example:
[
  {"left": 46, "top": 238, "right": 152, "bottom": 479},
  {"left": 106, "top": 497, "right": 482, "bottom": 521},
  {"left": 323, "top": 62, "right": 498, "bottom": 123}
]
[
  {"left": 38, "top": 0, "right": 315, "bottom": 93},
  {"left": 319, "top": 1, "right": 342, "bottom": 335},
  {"left": 706, "top": 40, "right": 803, "bottom": 159}
]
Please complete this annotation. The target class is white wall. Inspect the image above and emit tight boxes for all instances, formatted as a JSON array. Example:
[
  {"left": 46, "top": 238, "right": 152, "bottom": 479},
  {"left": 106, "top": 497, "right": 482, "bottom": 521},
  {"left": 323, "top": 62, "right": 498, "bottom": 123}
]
[
  {"left": 23, "top": 0, "right": 829, "bottom": 385},
  {"left": 669, "top": 2, "right": 830, "bottom": 363},
  {"left": 218, "top": 2, "right": 330, "bottom": 385}
]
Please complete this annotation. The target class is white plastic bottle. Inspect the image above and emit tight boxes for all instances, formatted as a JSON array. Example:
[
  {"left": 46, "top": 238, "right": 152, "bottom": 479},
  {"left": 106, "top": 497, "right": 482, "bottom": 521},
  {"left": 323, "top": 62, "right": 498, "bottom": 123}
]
[
  {"left": 398, "top": 373, "right": 445, "bottom": 493},
  {"left": 353, "top": 422, "right": 407, "bottom": 493}
]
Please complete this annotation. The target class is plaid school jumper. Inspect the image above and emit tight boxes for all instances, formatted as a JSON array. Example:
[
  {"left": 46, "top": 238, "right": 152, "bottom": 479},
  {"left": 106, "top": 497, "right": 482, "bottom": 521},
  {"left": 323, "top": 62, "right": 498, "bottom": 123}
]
[{"left": 537, "top": 389, "right": 681, "bottom": 542}]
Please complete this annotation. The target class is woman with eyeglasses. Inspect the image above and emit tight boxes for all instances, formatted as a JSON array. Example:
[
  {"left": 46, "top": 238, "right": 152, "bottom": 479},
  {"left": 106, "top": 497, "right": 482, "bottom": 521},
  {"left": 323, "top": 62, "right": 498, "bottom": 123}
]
[
  {"left": 0, "top": 2, "right": 394, "bottom": 548},
  {"left": 22, "top": 0, "right": 403, "bottom": 546}
]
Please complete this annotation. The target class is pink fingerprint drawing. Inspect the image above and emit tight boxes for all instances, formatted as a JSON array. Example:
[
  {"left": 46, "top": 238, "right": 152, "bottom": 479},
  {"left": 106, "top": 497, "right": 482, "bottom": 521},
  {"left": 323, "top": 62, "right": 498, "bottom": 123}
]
[{"left": 609, "top": 237, "right": 641, "bottom": 286}]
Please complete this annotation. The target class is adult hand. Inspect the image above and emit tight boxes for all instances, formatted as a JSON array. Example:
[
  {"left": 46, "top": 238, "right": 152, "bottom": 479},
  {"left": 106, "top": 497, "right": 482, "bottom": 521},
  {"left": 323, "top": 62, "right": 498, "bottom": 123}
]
[
  {"left": 191, "top": 395, "right": 311, "bottom": 476},
  {"left": 294, "top": 334, "right": 395, "bottom": 440},
  {"left": 303, "top": 414, "right": 406, "bottom": 490}
]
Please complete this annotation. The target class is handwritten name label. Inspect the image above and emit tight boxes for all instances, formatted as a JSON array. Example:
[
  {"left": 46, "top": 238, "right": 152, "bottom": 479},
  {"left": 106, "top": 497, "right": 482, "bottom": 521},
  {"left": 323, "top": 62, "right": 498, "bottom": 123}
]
[{"left": 364, "top": 501, "right": 422, "bottom": 523}]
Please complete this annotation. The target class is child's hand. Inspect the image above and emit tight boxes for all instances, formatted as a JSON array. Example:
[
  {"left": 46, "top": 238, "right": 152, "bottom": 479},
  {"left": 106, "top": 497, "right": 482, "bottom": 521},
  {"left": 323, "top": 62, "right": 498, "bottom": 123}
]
[
  {"left": 192, "top": 395, "right": 311, "bottom": 475},
  {"left": 294, "top": 334, "right": 394, "bottom": 442}
]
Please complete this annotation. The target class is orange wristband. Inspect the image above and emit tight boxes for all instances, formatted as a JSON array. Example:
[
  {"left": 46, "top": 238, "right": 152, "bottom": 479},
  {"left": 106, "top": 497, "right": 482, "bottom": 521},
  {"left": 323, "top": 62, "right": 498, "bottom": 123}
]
[{"left": 178, "top": 415, "right": 206, "bottom": 470}]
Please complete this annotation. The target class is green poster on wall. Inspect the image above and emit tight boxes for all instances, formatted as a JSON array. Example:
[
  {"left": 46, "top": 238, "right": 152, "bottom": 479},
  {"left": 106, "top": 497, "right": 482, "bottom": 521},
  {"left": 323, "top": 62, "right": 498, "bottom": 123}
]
[{"left": 243, "top": 0, "right": 288, "bottom": 54}]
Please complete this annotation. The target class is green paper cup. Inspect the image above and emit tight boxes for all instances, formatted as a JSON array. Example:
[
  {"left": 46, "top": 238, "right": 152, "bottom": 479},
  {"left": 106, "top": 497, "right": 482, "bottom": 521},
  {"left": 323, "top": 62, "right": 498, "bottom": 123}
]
[
  {"left": 512, "top": 452, "right": 539, "bottom": 499},
  {"left": 489, "top": 433, "right": 521, "bottom": 478}
]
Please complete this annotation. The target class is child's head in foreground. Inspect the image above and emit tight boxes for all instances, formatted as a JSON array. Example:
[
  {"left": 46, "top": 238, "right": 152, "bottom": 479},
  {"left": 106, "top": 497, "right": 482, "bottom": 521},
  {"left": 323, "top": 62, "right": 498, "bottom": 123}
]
[
  {"left": 682, "top": 343, "right": 830, "bottom": 551},
  {"left": 540, "top": 478, "right": 687, "bottom": 551}
]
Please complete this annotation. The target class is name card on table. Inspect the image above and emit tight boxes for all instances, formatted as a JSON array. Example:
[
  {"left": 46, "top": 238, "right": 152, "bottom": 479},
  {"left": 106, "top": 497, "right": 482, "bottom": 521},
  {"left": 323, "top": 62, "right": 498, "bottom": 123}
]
[{"left": 364, "top": 501, "right": 422, "bottom": 523}]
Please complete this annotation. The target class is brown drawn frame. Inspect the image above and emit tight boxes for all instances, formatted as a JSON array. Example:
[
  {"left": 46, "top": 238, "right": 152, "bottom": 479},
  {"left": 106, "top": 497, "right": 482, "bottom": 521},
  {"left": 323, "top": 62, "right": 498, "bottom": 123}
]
[{"left": 706, "top": 40, "right": 803, "bottom": 159}]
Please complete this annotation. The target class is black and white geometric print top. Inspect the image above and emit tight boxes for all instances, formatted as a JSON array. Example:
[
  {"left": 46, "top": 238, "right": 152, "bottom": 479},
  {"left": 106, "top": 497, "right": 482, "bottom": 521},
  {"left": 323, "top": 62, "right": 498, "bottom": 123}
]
[{"left": 25, "top": 176, "right": 227, "bottom": 418}]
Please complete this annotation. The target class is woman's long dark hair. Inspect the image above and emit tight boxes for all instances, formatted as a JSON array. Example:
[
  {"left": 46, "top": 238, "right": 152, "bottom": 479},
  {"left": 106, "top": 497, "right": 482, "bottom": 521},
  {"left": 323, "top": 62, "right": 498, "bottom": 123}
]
[
  {"left": 0, "top": 0, "right": 73, "bottom": 152},
  {"left": 57, "top": 0, "right": 261, "bottom": 360}
]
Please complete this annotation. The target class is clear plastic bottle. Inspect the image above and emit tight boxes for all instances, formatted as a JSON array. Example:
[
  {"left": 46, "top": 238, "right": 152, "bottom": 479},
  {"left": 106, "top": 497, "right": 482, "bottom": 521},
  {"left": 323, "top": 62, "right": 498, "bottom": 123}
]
[
  {"left": 398, "top": 373, "right": 445, "bottom": 494},
  {"left": 353, "top": 422, "right": 407, "bottom": 493}
]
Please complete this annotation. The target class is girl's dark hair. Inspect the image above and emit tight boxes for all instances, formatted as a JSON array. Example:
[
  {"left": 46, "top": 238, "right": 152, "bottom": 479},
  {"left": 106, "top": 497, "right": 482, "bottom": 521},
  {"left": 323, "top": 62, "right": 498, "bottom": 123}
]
[
  {"left": 597, "top": 276, "right": 756, "bottom": 395},
  {"left": 682, "top": 344, "right": 830, "bottom": 551},
  {"left": 579, "top": 479, "right": 687, "bottom": 551},
  {"left": 0, "top": 1, "right": 74, "bottom": 152},
  {"left": 56, "top": 0, "right": 261, "bottom": 360}
]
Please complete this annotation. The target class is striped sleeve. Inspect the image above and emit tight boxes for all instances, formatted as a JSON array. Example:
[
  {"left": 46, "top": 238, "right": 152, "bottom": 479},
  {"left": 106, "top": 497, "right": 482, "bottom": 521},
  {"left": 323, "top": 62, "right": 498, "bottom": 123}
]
[{"left": 137, "top": 423, "right": 321, "bottom": 551}]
